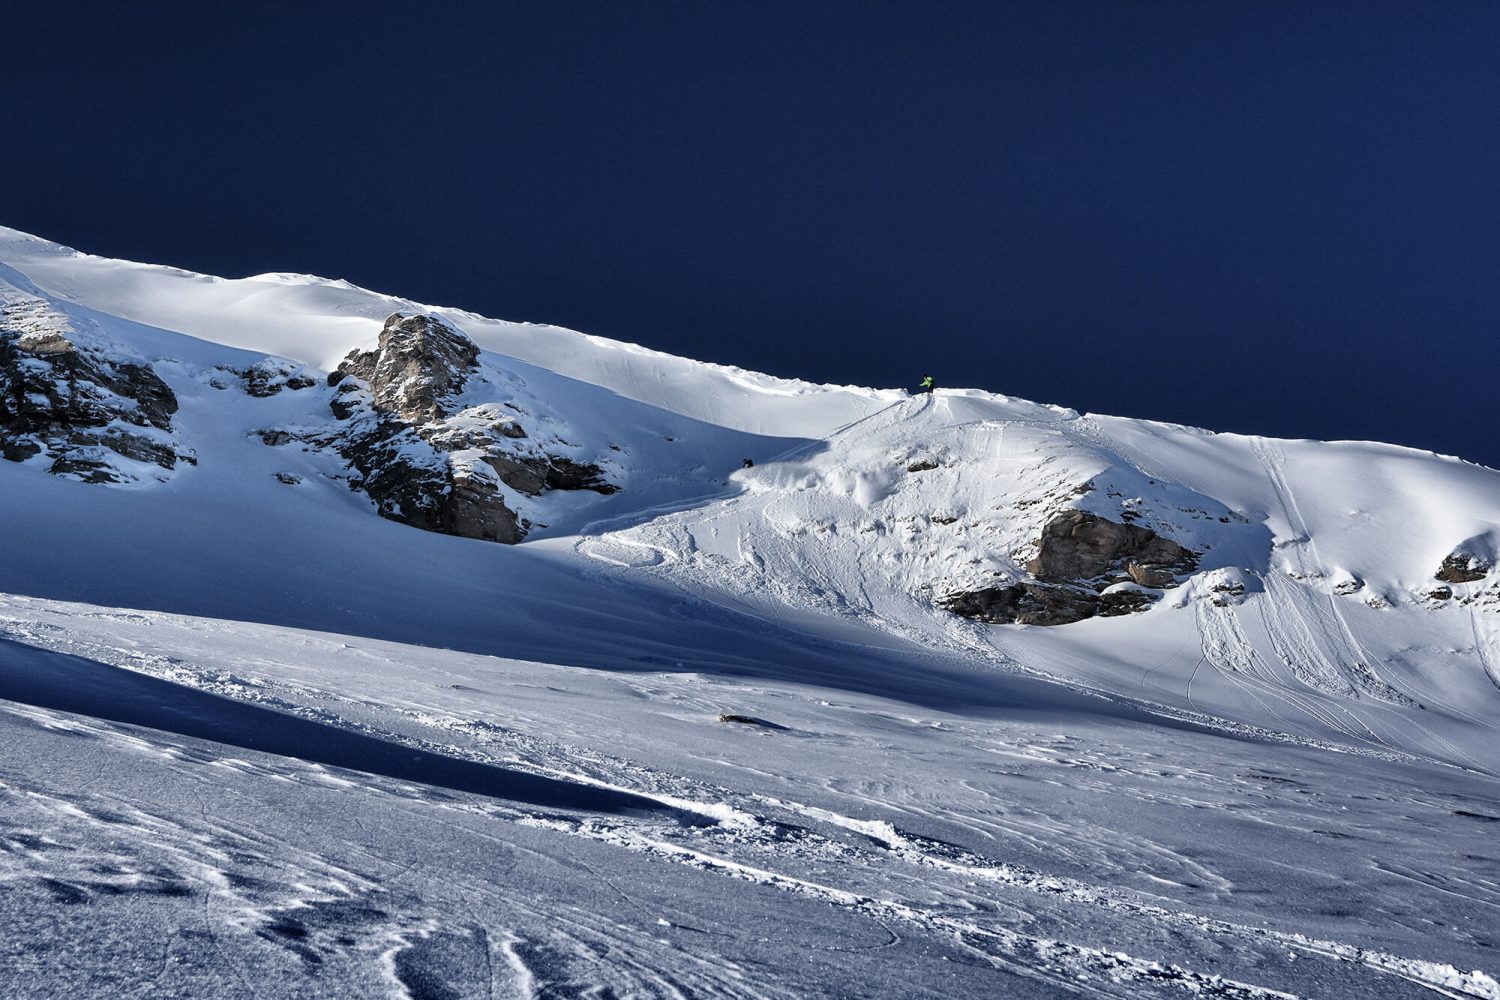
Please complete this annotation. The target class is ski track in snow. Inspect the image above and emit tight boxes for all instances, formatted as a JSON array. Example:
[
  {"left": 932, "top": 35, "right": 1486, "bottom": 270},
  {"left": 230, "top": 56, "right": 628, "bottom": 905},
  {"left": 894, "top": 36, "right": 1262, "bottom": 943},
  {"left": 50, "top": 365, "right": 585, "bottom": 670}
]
[
  {"left": 4, "top": 227, "right": 1500, "bottom": 996},
  {"left": 2, "top": 603, "right": 1498, "bottom": 998}
]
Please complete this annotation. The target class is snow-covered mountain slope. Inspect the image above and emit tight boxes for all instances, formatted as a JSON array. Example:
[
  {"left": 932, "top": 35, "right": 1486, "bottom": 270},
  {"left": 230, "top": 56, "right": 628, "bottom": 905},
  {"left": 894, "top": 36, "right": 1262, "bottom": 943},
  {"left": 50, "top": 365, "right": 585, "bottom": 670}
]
[{"left": 2, "top": 225, "right": 1498, "bottom": 998}]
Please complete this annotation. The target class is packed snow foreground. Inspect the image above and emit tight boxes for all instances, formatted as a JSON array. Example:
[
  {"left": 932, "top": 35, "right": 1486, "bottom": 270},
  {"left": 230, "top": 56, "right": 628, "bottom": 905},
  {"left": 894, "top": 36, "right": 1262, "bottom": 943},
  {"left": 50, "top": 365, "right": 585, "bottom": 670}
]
[{"left": 0, "top": 226, "right": 1497, "bottom": 999}]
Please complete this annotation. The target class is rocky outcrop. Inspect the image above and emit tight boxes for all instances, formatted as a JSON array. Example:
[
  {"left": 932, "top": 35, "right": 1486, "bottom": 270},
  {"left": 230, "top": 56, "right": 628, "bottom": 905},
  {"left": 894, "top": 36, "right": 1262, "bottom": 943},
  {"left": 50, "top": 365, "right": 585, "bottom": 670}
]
[
  {"left": 942, "top": 583, "right": 1103, "bottom": 626},
  {"left": 321, "top": 312, "right": 617, "bottom": 543},
  {"left": 1027, "top": 510, "right": 1198, "bottom": 586},
  {"left": 944, "top": 510, "right": 1196, "bottom": 627},
  {"left": 0, "top": 322, "right": 183, "bottom": 484},
  {"left": 941, "top": 580, "right": 1161, "bottom": 626},
  {"left": 240, "top": 360, "right": 318, "bottom": 397},
  {"left": 1436, "top": 551, "right": 1490, "bottom": 584},
  {"left": 336, "top": 313, "right": 478, "bottom": 424}
]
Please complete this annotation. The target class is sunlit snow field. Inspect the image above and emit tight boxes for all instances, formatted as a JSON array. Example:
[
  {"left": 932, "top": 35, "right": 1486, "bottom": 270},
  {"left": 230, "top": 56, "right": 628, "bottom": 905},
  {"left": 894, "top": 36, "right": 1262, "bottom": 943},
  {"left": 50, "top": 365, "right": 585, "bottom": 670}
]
[{"left": 1, "top": 226, "right": 1497, "bottom": 998}]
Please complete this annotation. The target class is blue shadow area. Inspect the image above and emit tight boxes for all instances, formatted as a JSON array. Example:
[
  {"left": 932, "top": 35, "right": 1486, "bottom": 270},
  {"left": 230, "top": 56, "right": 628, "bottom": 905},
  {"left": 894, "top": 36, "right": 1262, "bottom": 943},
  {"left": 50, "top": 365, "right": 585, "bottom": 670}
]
[{"left": 0, "top": 638, "right": 681, "bottom": 819}]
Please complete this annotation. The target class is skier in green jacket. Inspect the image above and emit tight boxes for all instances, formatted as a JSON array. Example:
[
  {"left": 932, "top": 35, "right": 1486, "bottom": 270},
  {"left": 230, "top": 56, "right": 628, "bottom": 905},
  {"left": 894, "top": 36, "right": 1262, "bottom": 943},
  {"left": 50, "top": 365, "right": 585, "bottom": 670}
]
[{"left": 916, "top": 374, "right": 935, "bottom": 394}]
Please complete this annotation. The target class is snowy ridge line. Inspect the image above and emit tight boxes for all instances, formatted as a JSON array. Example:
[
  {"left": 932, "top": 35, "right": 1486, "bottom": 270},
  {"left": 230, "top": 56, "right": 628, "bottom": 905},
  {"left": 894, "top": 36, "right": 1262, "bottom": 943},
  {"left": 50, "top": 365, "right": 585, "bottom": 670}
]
[
  {"left": 0, "top": 222, "right": 901, "bottom": 402},
  {"left": 439, "top": 302, "right": 903, "bottom": 401},
  {"left": 9, "top": 615, "right": 1495, "bottom": 999}
]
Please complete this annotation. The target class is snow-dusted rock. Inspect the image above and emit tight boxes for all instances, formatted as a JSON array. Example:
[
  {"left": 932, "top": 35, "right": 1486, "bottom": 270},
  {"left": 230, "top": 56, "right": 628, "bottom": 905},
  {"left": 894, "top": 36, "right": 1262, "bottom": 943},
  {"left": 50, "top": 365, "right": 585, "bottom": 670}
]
[
  {"left": 239, "top": 358, "right": 318, "bottom": 397},
  {"left": 1437, "top": 536, "right": 1493, "bottom": 583},
  {"left": 321, "top": 312, "right": 617, "bottom": 543},
  {"left": 0, "top": 294, "right": 183, "bottom": 483},
  {"left": 942, "top": 511, "right": 1193, "bottom": 626},
  {"left": 337, "top": 312, "right": 478, "bottom": 424}
]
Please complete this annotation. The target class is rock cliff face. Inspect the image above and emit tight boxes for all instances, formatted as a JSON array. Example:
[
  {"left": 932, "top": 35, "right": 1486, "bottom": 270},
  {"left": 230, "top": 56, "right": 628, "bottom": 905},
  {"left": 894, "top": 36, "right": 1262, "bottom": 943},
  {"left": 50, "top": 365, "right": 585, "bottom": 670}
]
[
  {"left": 321, "top": 312, "right": 617, "bottom": 543},
  {"left": 0, "top": 297, "right": 183, "bottom": 484},
  {"left": 336, "top": 313, "right": 478, "bottom": 424},
  {"left": 943, "top": 510, "right": 1199, "bottom": 626}
]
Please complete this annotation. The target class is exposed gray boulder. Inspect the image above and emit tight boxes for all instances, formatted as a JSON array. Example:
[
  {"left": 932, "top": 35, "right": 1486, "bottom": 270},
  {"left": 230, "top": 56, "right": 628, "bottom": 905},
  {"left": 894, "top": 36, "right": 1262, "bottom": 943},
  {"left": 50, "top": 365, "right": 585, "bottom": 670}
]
[
  {"left": 335, "top": 419, "right": 525, "bottom": 545},
  {"left": 942, "top": 580, "right": 1163, "bottom": 627},
  {"left": 542, "top": 456, "right": 619, "bottom": 494},
  {"left": 1098, "top": 585, "right": 1158, "bottom": 617}
]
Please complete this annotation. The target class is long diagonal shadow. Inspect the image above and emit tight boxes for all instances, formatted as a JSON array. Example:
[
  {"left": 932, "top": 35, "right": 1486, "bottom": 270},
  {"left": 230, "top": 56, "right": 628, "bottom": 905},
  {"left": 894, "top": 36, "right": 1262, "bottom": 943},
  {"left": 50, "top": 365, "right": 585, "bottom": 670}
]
[{"left": 0, "top": 638, "right": 678, "bottom": 819}]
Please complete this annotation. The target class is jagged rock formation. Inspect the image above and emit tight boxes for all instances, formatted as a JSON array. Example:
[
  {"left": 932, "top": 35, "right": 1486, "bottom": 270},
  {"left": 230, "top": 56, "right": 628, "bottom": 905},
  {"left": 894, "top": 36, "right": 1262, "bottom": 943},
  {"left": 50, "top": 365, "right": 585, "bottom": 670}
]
[
  {"left": 321, "top": 312, "right": 617, "bottom": 543},
  {"left": 336, "top": 313, "right": 479, "bottom": 424},
  {"left": 0, "top": 302, "right": 183, "bottom": 484},
  {"left": 943, "top": 510, "right": 1199, "bottom": 626}
]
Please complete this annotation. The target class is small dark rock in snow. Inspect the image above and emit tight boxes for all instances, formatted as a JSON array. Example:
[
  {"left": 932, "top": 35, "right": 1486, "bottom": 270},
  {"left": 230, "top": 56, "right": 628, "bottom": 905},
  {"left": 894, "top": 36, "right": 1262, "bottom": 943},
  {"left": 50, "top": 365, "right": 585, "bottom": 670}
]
[
  {"left": 1098, "top": 586, "right": 1158, "bottom": 617},
  {"left": 717, "top": 713, "right": 787, "bottom": 730}
]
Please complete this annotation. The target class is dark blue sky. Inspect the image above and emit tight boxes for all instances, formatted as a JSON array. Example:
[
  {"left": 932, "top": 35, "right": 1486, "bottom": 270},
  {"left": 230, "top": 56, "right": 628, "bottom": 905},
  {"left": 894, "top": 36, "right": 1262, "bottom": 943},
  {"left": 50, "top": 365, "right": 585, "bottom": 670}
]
[{"left": 7, "top": 2, "right": 1498, "bottom": 465}]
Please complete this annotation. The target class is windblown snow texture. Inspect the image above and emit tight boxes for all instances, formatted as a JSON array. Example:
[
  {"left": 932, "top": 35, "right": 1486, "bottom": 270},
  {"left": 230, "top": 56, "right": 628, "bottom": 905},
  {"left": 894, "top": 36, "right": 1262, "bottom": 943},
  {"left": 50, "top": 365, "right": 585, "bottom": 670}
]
[{"left": 0, "top": 225, "right": 1497, "bottom": 999}]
